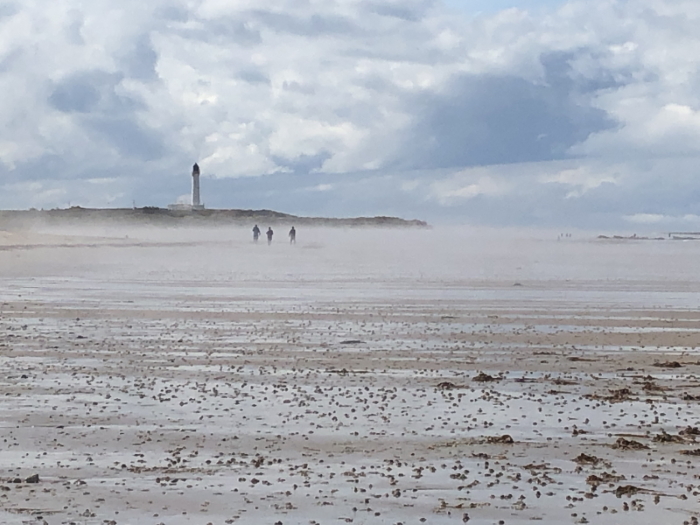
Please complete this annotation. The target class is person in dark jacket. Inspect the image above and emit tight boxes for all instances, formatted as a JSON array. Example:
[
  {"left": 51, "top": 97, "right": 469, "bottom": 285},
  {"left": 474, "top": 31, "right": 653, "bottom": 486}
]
[
  {"left": 252, "top": 224, "right": 261, "bottom": 242},
  {"left": 289, "top": 226, "right": 296, "bottom": 244},
  {"left": 266, "top": 227, "right": 273, "bottom": 245}
]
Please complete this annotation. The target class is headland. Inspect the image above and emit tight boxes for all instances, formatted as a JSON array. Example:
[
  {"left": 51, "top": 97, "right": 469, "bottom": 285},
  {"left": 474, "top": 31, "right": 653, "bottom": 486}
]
[{"left": 0, "top": 206, "right": 428, "bottom": 229}]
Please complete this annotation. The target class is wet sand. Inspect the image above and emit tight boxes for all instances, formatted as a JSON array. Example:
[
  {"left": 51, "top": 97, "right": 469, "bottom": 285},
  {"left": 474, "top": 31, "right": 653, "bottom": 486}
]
[{"left": 1, "top": 227, "right": 699, "bottom": 525}]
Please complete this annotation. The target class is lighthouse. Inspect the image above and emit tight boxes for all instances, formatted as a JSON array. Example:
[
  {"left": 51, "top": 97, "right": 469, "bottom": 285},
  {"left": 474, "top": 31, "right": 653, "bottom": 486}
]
[
  {"left": 166, "top": 163, "right": 205, "bottom": 211},
  {"left": 191, "top": 163, "right": 202, "bottom": 209}
]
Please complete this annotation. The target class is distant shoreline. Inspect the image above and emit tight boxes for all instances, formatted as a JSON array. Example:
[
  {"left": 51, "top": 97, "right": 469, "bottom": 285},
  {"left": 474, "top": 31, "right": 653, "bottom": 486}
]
[
  {"left": 0, "top": 206, "right": 429, "bottom": 228},
  {"left": 598, "top": 233, "right": 700, "bottom": 241}
]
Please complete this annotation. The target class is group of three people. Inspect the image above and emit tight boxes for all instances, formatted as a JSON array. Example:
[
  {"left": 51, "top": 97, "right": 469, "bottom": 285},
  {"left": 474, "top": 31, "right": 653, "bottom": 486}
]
[{"left": 252, "top": 224, "right": 296, "bottom": 245}]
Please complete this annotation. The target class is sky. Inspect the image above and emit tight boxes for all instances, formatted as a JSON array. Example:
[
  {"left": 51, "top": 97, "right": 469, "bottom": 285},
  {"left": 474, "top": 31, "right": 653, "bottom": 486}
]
[{"left": 0, "top": 0, "right": 699, "bottom": 229}]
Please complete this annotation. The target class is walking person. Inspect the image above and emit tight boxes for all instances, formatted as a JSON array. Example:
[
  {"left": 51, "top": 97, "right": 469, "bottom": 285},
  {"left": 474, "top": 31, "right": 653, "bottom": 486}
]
[
  {"left": 252, "top": 224, "right": 261, "bottom": 243},
  {"left": 266, "top": 227, "right": 274, "bottom": 245},
  {"left": 289, "top": 226, "right": 296, "bottom": 244}
]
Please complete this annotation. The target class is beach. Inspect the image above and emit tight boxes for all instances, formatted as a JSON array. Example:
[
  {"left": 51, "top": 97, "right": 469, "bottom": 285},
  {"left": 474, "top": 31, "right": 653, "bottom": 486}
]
[{"left": 1, "top": 226, "right": 699, "bottom": 525}]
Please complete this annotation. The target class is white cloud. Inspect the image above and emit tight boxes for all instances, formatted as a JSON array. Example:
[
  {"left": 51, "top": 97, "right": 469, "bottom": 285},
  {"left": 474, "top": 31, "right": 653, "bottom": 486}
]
[
  {"left": 624, "top": 213, "right": 667, "bottom": 224},
  {"left": 540, "top": 166, "right": 619, "bottom": 198},
  {"left": 430, "top": 171, "right": 513, "bottom": 205}
]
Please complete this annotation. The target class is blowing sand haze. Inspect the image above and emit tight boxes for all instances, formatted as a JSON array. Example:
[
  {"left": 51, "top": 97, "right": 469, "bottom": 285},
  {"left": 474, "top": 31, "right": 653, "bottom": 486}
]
[{"left": 1, "top": 226, "right": 700, "bottom": 525}]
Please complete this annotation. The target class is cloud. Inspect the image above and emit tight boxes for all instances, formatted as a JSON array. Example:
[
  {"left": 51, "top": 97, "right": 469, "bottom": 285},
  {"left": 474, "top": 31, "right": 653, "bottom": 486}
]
[
  {"left": 430, "top": 172, "right": 512, "bottom": 204},
  {"left": 540, "top": 166, "right": 620, "bottom": 198},
  {"left": 624, "top": 213, "right": 668, "bottom": 224},
  {"left": 0, "top": 0, "right": 700, "bottom": 229},
  {"left": 624, "top": 213, "right": 700, "bottom": 229},
  {"left": 84, "top": 116, "right": 166, "bottom": 161},
  {"left": 396, "top": 71, "right": 615, "bottom": 170},
  {"left": 120, "top": 34, "right": 159, "bottom": 81},
  {"left": 49, "top": 75, "right": 102, "bottom": 113}
]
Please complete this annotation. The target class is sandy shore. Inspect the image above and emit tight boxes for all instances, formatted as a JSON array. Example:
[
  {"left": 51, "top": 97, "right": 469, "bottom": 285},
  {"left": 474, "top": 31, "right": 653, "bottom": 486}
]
[{"left": 1, "top": 227, "right": 699, "bottom": 525}]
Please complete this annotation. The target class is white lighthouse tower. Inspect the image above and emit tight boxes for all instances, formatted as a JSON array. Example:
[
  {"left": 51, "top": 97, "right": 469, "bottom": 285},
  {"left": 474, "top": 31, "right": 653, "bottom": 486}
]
[{"left": 191, "top": 163, "right": 203, "bottom": 209}]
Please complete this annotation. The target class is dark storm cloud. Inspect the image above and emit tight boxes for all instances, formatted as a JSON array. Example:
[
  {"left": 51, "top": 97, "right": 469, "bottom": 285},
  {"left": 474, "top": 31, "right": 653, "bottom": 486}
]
[
  {"left": 47, "top": 70, "right": 161, "bottom": 161},
  {"left": 540, "top": 51, "right": 637, "bottom": 94},
  {"left": 0, "top": 153, "right": 69, "bottom": 184},
  {"left": 120, "top": 34, "right": 159, "bottom": 81},
  {"left": 49, "top": 77, "right": 102, "bottom": 113},
  {"left": 48, "top": 71, "right": 144, "bottom": 115},
  {"left": 398, "top": 66, "right": 616, "bottom": 170},
  {"left": 84, "top": 116, "right": 165, "bottom": 161}
]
